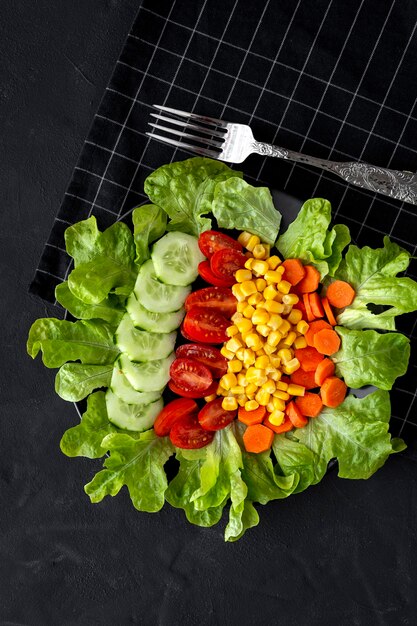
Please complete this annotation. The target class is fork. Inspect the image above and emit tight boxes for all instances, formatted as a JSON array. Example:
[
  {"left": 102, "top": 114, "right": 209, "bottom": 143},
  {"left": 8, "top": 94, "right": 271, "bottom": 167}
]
[{"left": 147, "top": 105, "right": 417, "bottom": 205}]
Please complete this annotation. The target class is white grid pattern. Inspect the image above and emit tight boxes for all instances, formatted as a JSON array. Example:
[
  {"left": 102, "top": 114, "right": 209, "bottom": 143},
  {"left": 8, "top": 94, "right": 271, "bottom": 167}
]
[{"left": 31, "top": 0, "right": 417, "bottom": 438}]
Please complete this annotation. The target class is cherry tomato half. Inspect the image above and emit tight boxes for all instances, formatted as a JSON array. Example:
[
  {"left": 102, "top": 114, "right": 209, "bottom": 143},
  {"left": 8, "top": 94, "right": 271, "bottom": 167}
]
[
  {"left": 182, "top": 307, "right": 230, "bottom": 344},
  {"left": 185, "top": 286, "right": 237, "bottom": 318},
  {"left": 153, "top": 398, "right": 198, "bottom": 437},
  {"left": 198, "top": 397, "right": 237, "bottom": 431},
  {"left": 198, "top": 260, "right": 235, "bottom": 287},
  {"left": 168, "top": 379, "right": 219, "bottom": 399},
  {"left": 170, "top": 357, "right": 213, "bottom": 393},
  {"left": 210, "top": 248, "right": 246, "bottom": 281},
  {"left": 176, "top": 343, "right": 228, "bottom": 378},
  {"left": 169, "top": 413, "right": 215, "bottom": 449},
  {"left": 198, "top": 230, "right": 242, "bottom": 258}
]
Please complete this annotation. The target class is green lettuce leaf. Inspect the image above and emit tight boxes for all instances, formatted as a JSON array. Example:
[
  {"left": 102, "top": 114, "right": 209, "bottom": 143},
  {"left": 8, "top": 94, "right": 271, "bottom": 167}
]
[
  {"left": 64, "top": 216, "right": 101, "bottom": 266},
  {"left": 334, "top": 236, "right": 417, "bottom": 330},
  {"left": 55, "top": 363, "right": 113, "bottom": 401},
  {"left": 333, "top": 326, "right": 410, "bottom": 390},
  {"left": 132, "top": 204, "right": 167, "bottom": 264},
  {"left": 274, "top": 390, "right": 399, "bottom": 482},
  {"left": 276, "top": 198, "right": 350, "bottom": 278},
  {"left": 55, "top": 282, "right": 124, "bottom": 325},
  {"left": 27, "top": 318, "right": 119, "bottom": 367},
  {"left": 212, "top": 177, "right": 281, "bottom": 245},
  {"left": 144, "top": 157, "right": 240, "bottom": 236},
  {"left": 84, "top": 431, "right": 174, "bottom": 512},
  {"left": 60, "top": 391, "right": 118, "bottom": 458}
]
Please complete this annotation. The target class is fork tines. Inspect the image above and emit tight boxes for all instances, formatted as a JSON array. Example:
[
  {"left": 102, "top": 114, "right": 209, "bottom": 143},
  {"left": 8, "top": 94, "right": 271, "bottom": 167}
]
[{"left": 146, "top": 104, "right": 226, "bottom": 158}]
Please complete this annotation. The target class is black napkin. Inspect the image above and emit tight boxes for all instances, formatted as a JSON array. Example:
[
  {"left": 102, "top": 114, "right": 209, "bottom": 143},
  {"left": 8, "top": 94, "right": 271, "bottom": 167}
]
[{"left": 29, "top": 0, "right": 417, "bottom": 437}]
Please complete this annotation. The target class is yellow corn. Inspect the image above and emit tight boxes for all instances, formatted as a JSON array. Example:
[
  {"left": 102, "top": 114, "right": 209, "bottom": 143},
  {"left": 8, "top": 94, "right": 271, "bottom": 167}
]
[
  {"left": 267, "top": 255, "right": 281, "bottom": 269},
  {"left": 265, "top": 270, "right": 283, "bottom": 283},
  {"left": 237, "top": 231, "right": 252, "bottom": 246},
  {"left": 284, "top": 331, "right": 297, "bottom": 347},
  {"left": 231, "top": 385, "right": 245, "bottom": 395},
  {"left": 243, "top": 304, "right": 256, "bottom": 319},
  {"left": 236, "top": 347, "right": 246, "bottom": 361},
  {"left": 244, "top": 257, "right": 254, "bottom": 270},
  {"left": 246, "top": 382, "right": 258, "bottom": 396},
  {"left": 256, "top": 324, "right": 270, "bottom": 338},
  {"left": 267, "top": 314, "right": 283, "bottom": 331},
  {"left": 267, "top": 331, "right": 282, "bottom": 347},
  {"left": 216, "top": 384, "right": 228, "bottom": 396},
  {"left": 256, "top": 348, "right": 266, "bottom": 356},
  {"left": 278, "top": 348, "right": 292, "bottom": 363},
  {"left": 204, "top": 394, "right": 217, "bottom": 403},
  {"left": 262, "top": 379, "right": 276, "bottom": 394},
  {"left": 264, "top": 300, "right": 284, "bottom": 314},
  {"left": 251, "top": 309, "right": 269, "bottom": 325},
  {"left": 276, "top": 381, "right": 288, "bottom": 391},
  {"left": 282, "top": 358, "right": 301, "bottom": 375},
  {"left": 255, "top": 389, "right": 270, "bottom": 406},
  {"left": 237, "top": 394, "right": 247, "bottom": 407},
  {"left": 252, "top": 244, "right": 268, "bottom": 259},
  {"left": 273, "top": 397, "right": 286, "bottom": 411},
  {"left": 245, "top": 333, "right": 263, "bottom": 351},
  {"left": 279, "top": 319, "right": 291, "bottom": 335},
  {"left": 264, "top": 285, "right": 278, "bottom": 300},
  {"left": 282, "top": 293, "right": 299, "bottom": 305},
  {"left": 235, "top": 268, "right": 252, "bottom": 283},
  {"left": 235, "top": 317, "right": 253, "bottom": 334},
  {"left": 237, "top": 373, "right": 248, "bottom": 387},
  {"left": 297, "top": 320, "right": 309, "bottom": 335},
  {"left": 231, "top": 284, "right": 246, "bottom": 301},
  {"left": 247, "top": 292, "right": 263, "bottom": 306},
  {"left": 236, "top": 302, "right": 247, "bottom": 313},
  {"left": 277, "top": 280, "right": 292, "bottom": 294},
  {"left": 245, "top": 399, "right": 259, "bottom": 412},
  {"left": 256, "top": 299, "right": 267, "bottom": 309},
  {"left": 220, "top": 346, "right": 234, "bottom": 360},
  {"left": 243, "top": 348, "right": 256, "bottom": 367},
  {"left": 270, "top": 355, "right": 281, "bottom": 368},
  {"left": 287, "top": 309, "right": 303, "bottom": 325},
  {"left": 294, "top": 336, "right": 307, "bottom": 349},
  {"left": 226, "top": 325, "right": 239, "bottom": 337},
  {"left": 268, "top": 368, "right": 281, "bottom": 381},
  {"left": 246, "top": 235, "right": 261, "bottom": 251},
  {"left": 246, "top": 367, "right": 264, "bottom": 382},
  {"left": 255, "top": 278, "right": 267, "bottom": 292},
  {"left": 269, "top": 410, "right": 285, "bottom": 425},
  {"left": 220, "top": 373, "right": 238, "bottom": 390},
  {"left": 267, "top": 401, "right": 275, "bottom": 413},
  {"left": 263, "top": 343, "right": 277, "bottom": 355},
  {"left": 282, "top": 304, "right": 292, "bottom": 315},
  {"left": 240, "top": 280, "right": 257, "bottom": 297},
  {"left": 228, "top": 359, "right": 243, "bottom": 373},
  {"left": 287, "top": 383, "right": 305, "bottom": 396},
  {"left": 274, "top": 390, "right": 290, "bottom": 400},
  {"left": 251, "top": 260, "right": 269, "bottom": 276},
  {"left": 226, "top": 337, "right": 244, "bottom": 353},
  {"left": 222, "top": 397, "right": 238, "bottom": 411},
  {"left": 255, "top": 355, "right": 269, "bottom": 369}
]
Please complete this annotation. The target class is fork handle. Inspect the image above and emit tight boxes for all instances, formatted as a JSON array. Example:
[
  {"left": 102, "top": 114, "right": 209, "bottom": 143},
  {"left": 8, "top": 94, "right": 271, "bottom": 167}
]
[{"left": 252, "top": 141, "right": 417, "bottom": 205}]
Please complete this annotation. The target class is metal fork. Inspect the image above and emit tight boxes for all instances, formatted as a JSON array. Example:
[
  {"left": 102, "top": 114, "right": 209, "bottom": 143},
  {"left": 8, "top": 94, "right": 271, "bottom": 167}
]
[{"left": 147, "top": 105, "right": 417, "bottom": 205}]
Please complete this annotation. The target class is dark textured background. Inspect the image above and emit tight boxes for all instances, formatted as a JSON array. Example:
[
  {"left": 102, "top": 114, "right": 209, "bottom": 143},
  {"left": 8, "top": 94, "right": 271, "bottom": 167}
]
[{"left": 1, "top": 1, "right": 417, "bottom": 625}]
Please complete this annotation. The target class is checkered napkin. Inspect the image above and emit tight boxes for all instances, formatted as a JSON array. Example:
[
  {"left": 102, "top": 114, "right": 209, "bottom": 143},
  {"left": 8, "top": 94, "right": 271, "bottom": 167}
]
[{"left": 30, "top": 0, "right": 417, "bottom": 437}]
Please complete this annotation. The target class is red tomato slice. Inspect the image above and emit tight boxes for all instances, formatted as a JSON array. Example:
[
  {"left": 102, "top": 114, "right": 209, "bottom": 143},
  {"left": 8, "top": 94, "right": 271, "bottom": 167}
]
[
  {"left": 153, "top": 398, "right": 198, "bottom": 437},
  {"left": 170, "top": 357, "right": 213, "bottom": 393},
  {"left": 168, "top": 379, "right": 219, "bottom": 399},
  {"left": 210, "top": 248, "right": 246, "bottom": 281},
  {"left": 182, "top": 307, "right": 230, "bottom": 344},
  {"left": 198, "top": 260, "right": 235, "bottom": 287},
  {"left": 185, "top": 286, "right": 237, "bottom": 318},
  {"left": 176, "top": 343, "right": 228, "bottom": 378},
  {"left": 198, "top": 397, "right": 237, "bottom": 431},
  {"left": 198, "top": 230, "right": 242, "bottom": 258},
  {"left": 169, "top": 413, "right": 215, "bottom": 449}
]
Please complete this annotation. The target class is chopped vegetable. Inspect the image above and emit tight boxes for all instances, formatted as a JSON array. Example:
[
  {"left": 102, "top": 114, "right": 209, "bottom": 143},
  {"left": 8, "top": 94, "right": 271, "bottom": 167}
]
[
  {"left": 320, "top": 376, "right": 347, "bottom": 408},
  {"left": 243, "top": 423, "right": 274, "bottom": 453},
  {"left": 285, "top": 401, "right": 308, "bottom": 428},
  {"left": 309, "top": 292, "right": 325, "bottom": 318},
  {"left": 290, "top": 368, "right": 317, "bottom": 390},
  {"left": 281, "top": 258, "right": 306, "bottom": 285},
  {"left": 264, "top": 415, "right": 293, "bottom": 433},
  {"left": 303, "top": 293, "right": 315, "bottom": 322},
  {"left": 314, "top": 358, "right": 335, "bottom": 386},
  {"left": 305, "top": 319, "right": 332, "bottom": 346},
  {"left": 169, "top": 414, "right": 215, "bottom": 449},
  {"left": 295, "top": 392, "right": 323, "bottom": 418},
  {"left": 198, "top": 398, "right": 237, "bottom": 431},
  {"left": 154, "top": 398, "right": 198, "bottom": 437},
  {"left": 294, "top": 346, "right": 324, "bottom": 372},
  {"left": 296, "top": 265, "right": 321, "bottom": 294},
  {"left": 326, "top": 280, "right": 356, "bottom": 308},
  {"left": 321, "top": 296, "right": 337, "bottom": 325},
  {"left": 238, "top": 405, "right": 266, "bottom": 426},
  {"left": 198, "top": 260, "right": 235, "bottom": 287},
  {"left": 313, "top": 328, "right": 341, "bottom": 355}
]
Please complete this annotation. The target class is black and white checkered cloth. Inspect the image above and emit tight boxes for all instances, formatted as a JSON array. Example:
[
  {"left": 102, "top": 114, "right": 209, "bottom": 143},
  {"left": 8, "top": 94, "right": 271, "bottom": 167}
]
[{"left": 30, "top": 0, "right": 417, "bottom": 438}]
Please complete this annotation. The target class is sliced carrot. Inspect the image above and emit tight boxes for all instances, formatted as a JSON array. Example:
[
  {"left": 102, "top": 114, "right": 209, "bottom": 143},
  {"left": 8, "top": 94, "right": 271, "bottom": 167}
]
[
  {"left": 295, "top": 392, "right": 323, "bottom": 418},
  {"left": 264, "top": 415, "right": 294, "bottom": 434},
  {"left": 326, "top": 280, "right": 356, "bottom": 308},
  {"left": 281, "top": 258, "right": 306, "bottom": 286},
  {"left": 314, "top": 358, "right": 335, "bottom": 386},
  {"left": 320, "top": 376, "right": 347, "bottom": 408},
  {"left": 290, "top": 368, "right": 317, "bottom": 390},
  {"left": 294, "top": 346, "right": 324, "bottom": 372},
  {"left": 303, "top": 293, "right": 315, "bottom": 322},
  {"left": 295, "top": 265, "right": 320, "bottom": 294},
  {"left": 243, "top": 423, "right": 274, "bottom": 453},
  {"left": 305, "top": 319, "right": 332, "bottom": 347},
  {"left": 285, "top": 401, "right": 309, "bottom": 428},
  {"left": 313, "top": 328, "right": 341, "bottom": 355},
  {"left": 322, "top": 297, "right": 337, "bottom": 326},
  {"left": 238, "top": 405, "right": 266, "bottom": 426},
  {"left": 309, "top": 292, "right": 324, "bottom": 318}
]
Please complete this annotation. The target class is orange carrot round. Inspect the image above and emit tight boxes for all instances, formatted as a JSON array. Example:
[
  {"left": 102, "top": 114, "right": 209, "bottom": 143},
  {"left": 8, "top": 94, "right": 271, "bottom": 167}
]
[
  {"left": 281, "top": 258, "right": 306, "bottom": 286},
  {"left": 295, "top": 265, "right": 320, "bottom": 294},
  {"left": 264, "top": 415, "right": 294, "bottom": 434},
  {"left": 294, "top": 346, "right": 324, "bottom": 372},
  {"left": 285, "top": 401, "right": 309, "bottom": 428},
  {"left": 305, "top": 319, "right": 332, "bottom": 347},
  {"left": 290, "top": 368, "right": 317, "bottom": 389},
  {"left": 326, "top": 280, "right": 356, "bottom": 308},
  {"left": 314, "top": 358, "right": 335, "bottom": 386},
  {"left": 303, "top": 293, "right": 315, "bottom": 322},
  {"left": 309, "top": 292, "right": 324, "bottom": 318},
  {"left": 295, "top": 392, "right": 323, "bottom": 418},
  {"left": 243, "top": 423, "right": 274, "bottom": 453},
  {"left": 320, "top": 376, "right": 347, "bottom": 408},
  {"left": 321, "top": 297, "right": 337, "bottom": 326},
  {"left": 238, "top": 405, "right": 266, "bottom": 426},
  {"left": 313, "top": 328, "right": 341, "bottom": 355}
]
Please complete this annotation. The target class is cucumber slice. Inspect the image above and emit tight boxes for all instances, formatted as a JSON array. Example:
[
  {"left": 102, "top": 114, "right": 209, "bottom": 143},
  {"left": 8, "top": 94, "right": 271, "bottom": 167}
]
[
  {"left": 110, "top": 363, "right": 161, "bottom": 404},
  {"left": 106, "top": 390, "right": 163, "bottom": 432},
  {"left": 152, "top": 232, "right": 205, "bottom": 286},
  {"left": 119, "top": 352, "right": 175, "bottom": 391},
  {"left": 134, "top": 259, "right": 191, "bottom": 313},
  {"left": 116, "top": 314, "right": 176, "bottom": 361},
  {"left": 126, "top": 292, "right": 185, "bottom": 333}
]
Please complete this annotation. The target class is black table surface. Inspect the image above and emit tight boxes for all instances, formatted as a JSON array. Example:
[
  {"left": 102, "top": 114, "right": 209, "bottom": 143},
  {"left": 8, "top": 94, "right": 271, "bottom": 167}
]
[{"left": 1, "top": 2, "right": 417, "bottom": 625}]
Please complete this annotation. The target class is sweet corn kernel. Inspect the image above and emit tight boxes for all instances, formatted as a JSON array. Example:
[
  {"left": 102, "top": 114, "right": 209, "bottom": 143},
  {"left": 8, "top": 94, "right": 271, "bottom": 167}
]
[
  {"left": 228, "top": 359, "right": 243, "bottom": 373},
  {"left": 284, "top": 331, "right": 297, "bottom": 347},
  {"left": 287, "top": 383, "right": 305, "bottom": 396},
  {"left": 282, "top": 358, "right": 301, "bottom": 375},
  {"left": 256, "top": 324, "right": 270, "bottom": 338},
  {"left": 235, "top": 268, "right": 252, "bottom": 283},
  {"left": 237, "top": 373, "right": 248, "bottom": 387},
  {"left": 264, "top": 285, "right": 278, "bottom": 300},
  {"left": 282, "top": 293, "right": 299, "bottom": 305},
  {"left": 246, "top": 235, "right": 261, "bottom": 251},
  {"left": 221, "top": 373, "right": 238, "bottom": 390},
  {"left": 279, "top": 319, "right": 291, "bottom": 335},
  {"left": 267, "top": 314, "right": 283, "bottom": 331},
  {"left": 244, "top": 257, "right": 254, "bottom": 270},
  {"left": 252, "top": 308, "right": 270, "bottom": 325},
  {"left": 274, "top": 390, "right": 290, "bottom": 400},
  {"left": 245, "top": 399, "right": 259, "bottom": 412},
  {"left": 278, "top": 348, "right": 293, "bottom": 363},
  {"left": 237, "top": 394, "right": 247, "bottom": 407},
  {"left": 294, "top": 336, "right": 307, "bottom": 349},
  {"left": 255, "top": 278, "right": 267, "bottom": 291},
  {"left": 267, "top": 401, "right": 275, "bottom": 413},
  {"left": 246, "top": 367, "right": 263, "bottom": 382},
  {"left": 256, "top": 299, "right": 267, "bottom": 309},
  {"left": 274, "top": 291, "right": 284, "bottom": 302},
  {"left": 238, "top": 231, "right": 252, "bottom": 247},
  {"left": 264, "top": 270, "right": 283, "bottom": 283},
  {"left": 235, "top": 318, "right": 253, "bottom": 334},
  {"left": 243, "top": 304, "right": 256, "bottom": 319},
  {"left": 276, "top": 381, "right": 288, "bottom": 391},
  {"left": 248, "top": 292, "right": 263, "bottom": 306},
  {"left": 267, "top": 255, "right": 282, "bottom": 269},
  {"left": 222, "top": 397, "right": 238, "bottom": 411},
  {"left": 268, "top": 369, "right": 282, "bottom": 381},
  {"left": 255, "top": 389, "right": 270, "bottom": 406},
  {"left": 282, "top": 304, "right": 292, "bottom": 315},
  {"left": 251, "top": 260, "right": 269, "bottom": 276},
  {"left": 262, "top": 380, "right": 276, "bottom": 394},
  {"left": 277, "top": 280, "right": 292, "bottom": 294},
  {"left": 263, "top": 244, "right": 271, "bottom": 257},
  {"left": 220, "top": 346, "right": 234, "bottom": 360},
  {"left": 255, "top": 355, "right": 270, "bottom": 369},
  {"left": 231, "top": 385, "right": 245, "bottom": 395},
  {"left": 256, "top": 348, "right": 266, "bottom": 356},
  {"left": 287, "top": 309, "right": 303, "bottom": 325},
  {"left": 270, "top": 355, "right": 281, "bottom": 368},
  {"left": 236, "top": 302, "right": 247, "bottom": 314},
  {"left": 267, "top": 331, "right": 282, "bottom": 347},
  {"left": 226, "top": 325, "right": 239, "bottom": 337},
  {"left": 246, "top": 383, "right": 258, "bottom": 396},
  {"left": 236, "top": 347, "right": 246, "bottom": 361},
  {"left": 273, "top": 397, "right": 286, "bottom": 411},
  {"left": 245, "top": 333, "right": 263, "bottom": 350},
  {"left": 231, "top": 284, "right": 246, "bottom": 301},
  {"left": 243, "top": 348, "right": 256, "bottom": 367},
  {"left": 252, "top": 244, "right": 268, "bottom": 259},
  {"left": 263, "top": 343, "right": 277, "bottom": 356},
  {"left": 264, "top": 300, "right": 285, "bottom": 314},
  {"left": 204, "top": 394, "right": 217, "bottom": 403},
  {"left": 217, "top": 385, "right": 228, "bottom": 396},
  {"left": 226, "top": 337, "right": 244, "bottom": 353},
  {"left": 296, "top": 320, "right": 309, "bottom": 335},
  {"left": 240, "top": 280, "right": 257, "bottom": 297},
  {"left": 269, "top": 410, "right": 285, "bottom": 425}
]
